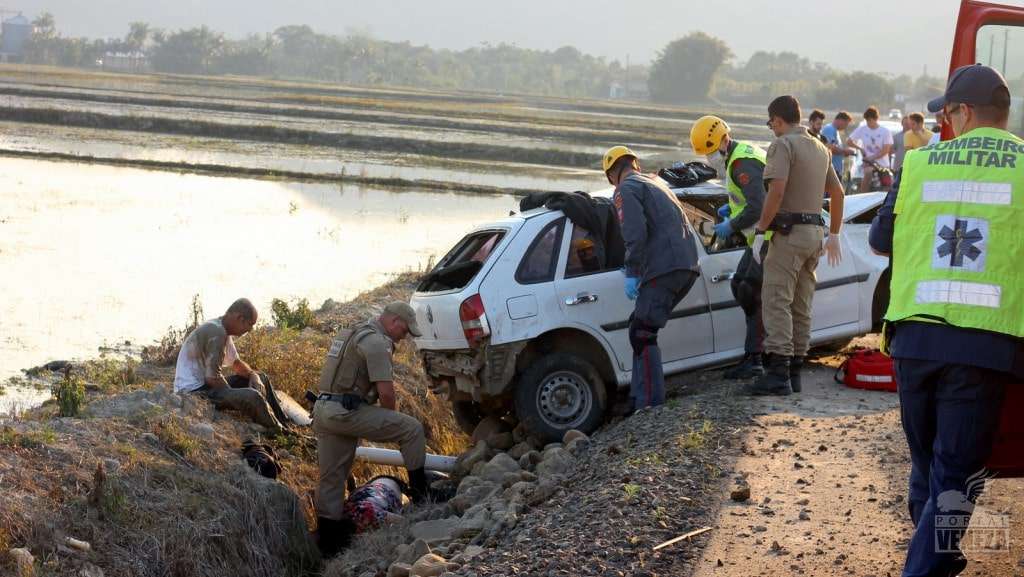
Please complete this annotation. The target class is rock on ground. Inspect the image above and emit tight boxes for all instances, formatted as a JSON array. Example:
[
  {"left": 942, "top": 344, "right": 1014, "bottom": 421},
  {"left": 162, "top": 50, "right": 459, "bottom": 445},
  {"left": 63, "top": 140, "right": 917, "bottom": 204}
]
[
  {"left": 410, "top": 518, "right": 461, "bottom": 545},
  {"left": 410, "top": 553, "right": 449, "bottom": 577},
  {"left": 478, "top": 453, "right": 520, "bottom": 484}
]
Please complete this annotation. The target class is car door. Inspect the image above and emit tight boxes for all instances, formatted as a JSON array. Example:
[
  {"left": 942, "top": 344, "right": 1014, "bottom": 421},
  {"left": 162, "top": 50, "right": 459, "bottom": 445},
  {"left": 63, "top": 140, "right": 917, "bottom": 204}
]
[
  {"left": 950, "top": 2, "right": 1024, "bottom": 140},
  {"left": 809, "top": 223, "right": 862, "bottom": 331},
  {"left": 694, "top": 208, "right": 861, "bottom": 354},
  {"left": 554, "top": 222, "right": 713, "bottom": 371}
]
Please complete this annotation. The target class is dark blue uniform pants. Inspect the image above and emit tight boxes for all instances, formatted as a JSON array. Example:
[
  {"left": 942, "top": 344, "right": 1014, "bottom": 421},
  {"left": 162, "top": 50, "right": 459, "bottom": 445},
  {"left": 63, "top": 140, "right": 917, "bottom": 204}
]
[
  {"left": 896, "top": 358, "right": 1008, "bottom": 577},
  {"left": 730, "top": 245, "right": 766, "bottom": 355},
  {"left": 629, "top": 270, "right": 698, "bottom": 410}
]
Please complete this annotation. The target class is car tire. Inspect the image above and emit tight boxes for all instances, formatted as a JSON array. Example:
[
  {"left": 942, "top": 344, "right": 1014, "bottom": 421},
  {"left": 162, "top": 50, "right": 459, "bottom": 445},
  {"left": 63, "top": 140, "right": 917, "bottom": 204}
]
[
  {"left": 451, "top": 400, "right": 484, "bottom": 436},
  {"left": 514, "top": 352, "right": 605, "bottom": 443}
]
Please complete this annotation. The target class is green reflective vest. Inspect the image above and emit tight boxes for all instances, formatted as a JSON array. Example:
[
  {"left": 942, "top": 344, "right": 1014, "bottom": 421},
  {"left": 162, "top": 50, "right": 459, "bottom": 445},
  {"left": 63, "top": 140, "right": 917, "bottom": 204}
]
[
  {"left": 884, "top": 126, "right": 1024, "bottom": 339},
  {"left": 725, "top": 141, "right": 768, "bottom": 245}
]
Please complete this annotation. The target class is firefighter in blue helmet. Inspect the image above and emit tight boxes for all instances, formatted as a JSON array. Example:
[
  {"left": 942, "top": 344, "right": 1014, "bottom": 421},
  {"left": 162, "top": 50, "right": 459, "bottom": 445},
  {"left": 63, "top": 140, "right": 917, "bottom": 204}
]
[{"left": 604, "top": 146, "right": 700, "bottom": 410}]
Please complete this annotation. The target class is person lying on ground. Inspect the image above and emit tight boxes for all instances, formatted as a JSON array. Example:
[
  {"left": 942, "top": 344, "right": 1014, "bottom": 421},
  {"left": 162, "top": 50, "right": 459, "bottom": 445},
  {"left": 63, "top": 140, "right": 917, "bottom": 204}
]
[
  {"left": 172, "top": 298, "right": 288, "bottom": 431},
  {"left": 323, "top": 473, "right": 448, "bottom": 552}
]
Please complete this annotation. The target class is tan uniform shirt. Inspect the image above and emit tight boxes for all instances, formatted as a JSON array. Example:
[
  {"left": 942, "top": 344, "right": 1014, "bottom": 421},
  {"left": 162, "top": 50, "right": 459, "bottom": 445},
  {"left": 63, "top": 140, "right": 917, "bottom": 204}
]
[
  {"left": 349, "top": 319, "right": 395, "bottom": 400},
  {"left": 764, "top": 125, "right": 841, "bottom": 214}
]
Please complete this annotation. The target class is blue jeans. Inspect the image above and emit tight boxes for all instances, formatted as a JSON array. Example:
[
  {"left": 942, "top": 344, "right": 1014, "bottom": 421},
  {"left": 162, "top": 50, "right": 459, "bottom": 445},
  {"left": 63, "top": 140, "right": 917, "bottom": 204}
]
[
  {"left": 897, "top": 358, "right": 1008, "bottom": 577},
  {"left": 628, "top": 270, "right": 697, "bottom": 410}
]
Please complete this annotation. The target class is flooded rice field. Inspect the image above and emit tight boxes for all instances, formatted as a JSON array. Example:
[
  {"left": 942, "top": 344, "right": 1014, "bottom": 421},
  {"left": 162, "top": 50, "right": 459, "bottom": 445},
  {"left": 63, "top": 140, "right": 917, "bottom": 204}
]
[
  {"left": 0, "top": 65, "right": 764, "bottom": 413},
  {"left": 0, "top": 158, "right": 519, "bottom": 411},
  {"left": 0, "top": 121, "right": 608, "bottom": 192}
]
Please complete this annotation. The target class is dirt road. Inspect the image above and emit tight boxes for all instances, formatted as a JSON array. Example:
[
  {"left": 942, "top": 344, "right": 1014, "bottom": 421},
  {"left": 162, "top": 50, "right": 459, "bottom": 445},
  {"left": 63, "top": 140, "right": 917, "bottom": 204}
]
[{"left": 693, "top": 339, "right": 1024, "bottom": 577}]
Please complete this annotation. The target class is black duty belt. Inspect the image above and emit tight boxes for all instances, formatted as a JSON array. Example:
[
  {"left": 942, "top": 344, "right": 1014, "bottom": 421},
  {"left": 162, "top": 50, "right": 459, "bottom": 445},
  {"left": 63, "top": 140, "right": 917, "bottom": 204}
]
[
  {"left": 770, "top": 212, "right": 825, "bottom": 235},
  {"left": 316, "top": 392, "right": 365, "bottom": 410}
]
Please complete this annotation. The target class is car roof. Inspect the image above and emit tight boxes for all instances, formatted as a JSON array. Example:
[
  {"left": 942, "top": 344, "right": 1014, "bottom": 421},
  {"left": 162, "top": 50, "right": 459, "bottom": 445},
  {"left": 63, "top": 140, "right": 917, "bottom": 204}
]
[
  {"left": 471, "top": 182, "right": 881, "bottom": 235},
  {"left": 589, "top": 179, "right": 729, "bottom": 200},
  {"left": 514, "top": 180, "right": 729, "bottom": 220}
]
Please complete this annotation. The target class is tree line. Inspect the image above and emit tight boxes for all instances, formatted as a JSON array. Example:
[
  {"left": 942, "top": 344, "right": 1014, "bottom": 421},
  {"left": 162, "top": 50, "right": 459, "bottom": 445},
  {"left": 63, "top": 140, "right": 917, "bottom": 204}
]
[
  {"left": 20, "top": 13, "right": 955, "bottom": 109},
  {"left": 649, "top": 32, "right": 949, "bottom": 110},
  {"left": 21, "top": 14, "right": 619, "bottom": 98}
]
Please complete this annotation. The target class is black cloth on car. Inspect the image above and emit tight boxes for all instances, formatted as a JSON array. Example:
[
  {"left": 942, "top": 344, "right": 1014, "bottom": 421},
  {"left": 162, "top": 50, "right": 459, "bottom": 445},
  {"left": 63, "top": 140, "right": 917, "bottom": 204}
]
[
  {"left": 519, "top": 191, "right": 625, "bottom": 269},
  {"left": 656, "top": 161, "right": 717, "bottom": 188}
]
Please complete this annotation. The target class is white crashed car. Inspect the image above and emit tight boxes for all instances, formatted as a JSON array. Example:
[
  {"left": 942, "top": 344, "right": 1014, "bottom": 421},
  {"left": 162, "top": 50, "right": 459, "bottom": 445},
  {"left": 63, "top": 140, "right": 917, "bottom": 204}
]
[{"left": 410, "top": 181, "right": 889, "bottom": 441}]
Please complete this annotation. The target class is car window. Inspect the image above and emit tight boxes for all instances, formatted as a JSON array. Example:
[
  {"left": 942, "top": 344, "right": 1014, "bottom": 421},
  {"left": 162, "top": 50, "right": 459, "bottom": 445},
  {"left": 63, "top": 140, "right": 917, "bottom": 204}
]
[
  {"left": 516, "top": 219, "right": 564, "bottom": 284},
  {"left": 565, "top": 225, "right": 612, "bottom": 278},
  {"left": 694, "top": 200, "right": 746, "bottom": 254},
  {"left": 976, "top": 24, "right": 1024, "bottom": 139},
  {"left": 417, "top": 229, "right": 506, "bottom": 292}
]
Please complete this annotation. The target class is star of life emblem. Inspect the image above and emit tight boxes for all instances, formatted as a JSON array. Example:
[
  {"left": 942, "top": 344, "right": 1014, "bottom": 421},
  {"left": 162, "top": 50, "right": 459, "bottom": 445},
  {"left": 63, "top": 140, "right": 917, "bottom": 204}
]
[{"left": 933, "top": 215, "right": 987, "bottom": 272}]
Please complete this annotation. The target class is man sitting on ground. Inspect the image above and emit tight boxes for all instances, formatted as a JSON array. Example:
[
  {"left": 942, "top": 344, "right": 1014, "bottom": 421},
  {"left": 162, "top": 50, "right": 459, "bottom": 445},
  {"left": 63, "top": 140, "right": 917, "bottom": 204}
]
[{"left": 173, "top": 298, "right": 287, "bottom": 431}]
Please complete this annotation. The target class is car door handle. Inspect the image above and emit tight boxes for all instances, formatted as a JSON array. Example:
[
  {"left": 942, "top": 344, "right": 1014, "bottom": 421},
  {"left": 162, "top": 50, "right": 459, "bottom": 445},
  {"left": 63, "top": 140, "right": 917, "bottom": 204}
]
[
  {"left": 711, "top": 271, "right": 735, "bottom": 283},
  {"left": 565, "top": 293, "right": 599, "bottom": 306}
]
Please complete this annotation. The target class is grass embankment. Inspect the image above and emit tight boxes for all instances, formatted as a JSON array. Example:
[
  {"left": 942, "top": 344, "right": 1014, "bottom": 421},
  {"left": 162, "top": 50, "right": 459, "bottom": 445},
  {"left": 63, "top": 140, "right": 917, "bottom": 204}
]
[{"left": 0, "top": 272, "right": 467, "bottom": 577}]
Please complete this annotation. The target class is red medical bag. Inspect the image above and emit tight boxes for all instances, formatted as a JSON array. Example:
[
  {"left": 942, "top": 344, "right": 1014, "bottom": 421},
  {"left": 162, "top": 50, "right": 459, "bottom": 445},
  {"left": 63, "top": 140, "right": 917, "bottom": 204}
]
[{"left": 835, "top": 348, "right": 897, "bottom": 392}]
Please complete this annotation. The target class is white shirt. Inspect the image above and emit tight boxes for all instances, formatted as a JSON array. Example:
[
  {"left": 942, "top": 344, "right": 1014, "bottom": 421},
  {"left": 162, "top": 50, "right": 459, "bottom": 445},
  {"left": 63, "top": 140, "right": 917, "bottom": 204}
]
[
  {"left": 929, "top": 131, "right": 941, "bottom": 145},
  {"left": 173, "top": 318, "right": 239, "bottom": 393},
  {"left": 849, "top": 124, "right": 894, "bottom": 168}
]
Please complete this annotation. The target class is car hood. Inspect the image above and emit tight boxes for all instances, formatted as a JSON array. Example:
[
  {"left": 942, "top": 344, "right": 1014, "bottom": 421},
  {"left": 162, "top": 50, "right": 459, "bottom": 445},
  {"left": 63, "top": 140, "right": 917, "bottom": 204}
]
[{"left": 839, "top": 192, "right": 886, "bottom": 223}]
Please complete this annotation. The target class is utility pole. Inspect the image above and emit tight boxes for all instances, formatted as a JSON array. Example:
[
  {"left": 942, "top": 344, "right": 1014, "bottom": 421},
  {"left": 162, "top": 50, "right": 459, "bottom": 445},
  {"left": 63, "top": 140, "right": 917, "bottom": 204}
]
[
  {"left": 625, "top": 53, "right": 630, "bottom": 99},
  {"left": 1002, "top": 27, "right": 1009, "bottom": 76}
]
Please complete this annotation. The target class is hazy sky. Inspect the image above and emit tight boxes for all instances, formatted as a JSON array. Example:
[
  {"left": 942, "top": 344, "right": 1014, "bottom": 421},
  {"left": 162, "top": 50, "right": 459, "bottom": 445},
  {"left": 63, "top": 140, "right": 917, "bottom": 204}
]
[{"left": 10, "top": 0, "right": 1013, "bottom": 77}]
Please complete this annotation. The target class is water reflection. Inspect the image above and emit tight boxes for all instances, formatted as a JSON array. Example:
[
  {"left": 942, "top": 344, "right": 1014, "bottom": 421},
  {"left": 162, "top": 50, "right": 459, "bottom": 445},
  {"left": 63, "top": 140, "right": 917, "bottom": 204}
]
[
  {"left": 0, "top": 121, "right": 607, "bottom": 192},
  {"left": 0, "top": 158, "right": 517, "bottom": 385}
]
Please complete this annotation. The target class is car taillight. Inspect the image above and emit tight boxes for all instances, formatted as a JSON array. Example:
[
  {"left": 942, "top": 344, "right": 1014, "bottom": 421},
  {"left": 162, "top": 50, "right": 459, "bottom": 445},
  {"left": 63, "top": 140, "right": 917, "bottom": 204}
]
[{"left": 459, "top": 294, "right": 490, "bottom": 347}]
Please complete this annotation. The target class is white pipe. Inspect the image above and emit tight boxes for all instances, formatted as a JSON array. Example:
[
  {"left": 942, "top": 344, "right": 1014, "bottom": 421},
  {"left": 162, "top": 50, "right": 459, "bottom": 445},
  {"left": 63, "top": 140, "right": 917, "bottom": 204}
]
[{"left": 354, "top": 446, "right": 456, "bottom": 473}]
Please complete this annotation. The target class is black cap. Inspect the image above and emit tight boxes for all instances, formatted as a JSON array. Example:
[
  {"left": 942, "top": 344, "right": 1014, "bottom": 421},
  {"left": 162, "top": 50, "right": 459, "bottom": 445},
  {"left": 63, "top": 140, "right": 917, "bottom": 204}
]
[{"left": 928, "top": 63, "right": 1009, "bottom": 113}]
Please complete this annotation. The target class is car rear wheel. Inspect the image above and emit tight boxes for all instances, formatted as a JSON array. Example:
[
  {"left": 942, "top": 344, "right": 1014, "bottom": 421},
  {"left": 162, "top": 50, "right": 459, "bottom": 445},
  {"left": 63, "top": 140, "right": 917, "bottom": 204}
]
[{"left": 514, "top": 352, "right": 605, "bottom": 443}]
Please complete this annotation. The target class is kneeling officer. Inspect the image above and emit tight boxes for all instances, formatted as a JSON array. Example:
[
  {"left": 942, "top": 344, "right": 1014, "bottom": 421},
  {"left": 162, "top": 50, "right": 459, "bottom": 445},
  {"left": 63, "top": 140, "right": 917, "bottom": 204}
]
[{"left": 314, "top": 301, "right": 429, "bottom": 556}]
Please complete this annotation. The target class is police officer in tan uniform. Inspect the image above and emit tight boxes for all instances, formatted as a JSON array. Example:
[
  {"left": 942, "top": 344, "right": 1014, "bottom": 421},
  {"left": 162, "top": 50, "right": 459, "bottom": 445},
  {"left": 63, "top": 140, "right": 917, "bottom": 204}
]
[
  {"left": 749, "top": 95, "right": 845, "bottom": 396},
  {"left": 313, "top": 301, "right": 429, "bottom": 556}
]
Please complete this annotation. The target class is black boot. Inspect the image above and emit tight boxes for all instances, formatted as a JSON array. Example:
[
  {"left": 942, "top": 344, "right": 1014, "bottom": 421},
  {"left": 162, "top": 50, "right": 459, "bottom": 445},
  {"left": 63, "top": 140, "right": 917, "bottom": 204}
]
[
  {"left": 408, "top": 468, "right": 454, "bottom": 504},
  {"left": 790, "top": 356, "right": 805, "bottom": 393},
  {"left": 724, "top": 353, "right": 765, "bottom": 379},
  {"left": 408, "top": 467, "right": 430, "bottom": 504},
  {"left": 315, "top": 517, "right": 349, "bottom": 559},
  {"left": 747, "top": 354, "right": 792, "bottom": 396}
]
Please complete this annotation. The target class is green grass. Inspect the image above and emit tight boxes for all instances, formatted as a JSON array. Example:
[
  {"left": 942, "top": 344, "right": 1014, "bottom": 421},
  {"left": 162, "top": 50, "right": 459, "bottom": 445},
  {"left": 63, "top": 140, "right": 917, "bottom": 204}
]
[
  {"left": 83, "top": 356, "right": 139, "bottom": 392},
  {"left": 623, "top": 483, "right": 642, "bottom": 500},
  {"left": 153, "top": 417, "right": 200, "bottom": 458},
  {"left": 52, "top": 370, "right": 86, "bottom": 417},
  {"left": 270, "top": 298, "right": 316, "bottom": 330},
  {"left": 680, "top": 419, "right": 714, "bottom": 451},
  {"left": 0, "top": 425, "right": 56, "bottom": 449}
]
